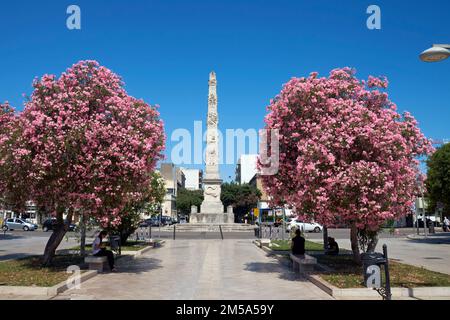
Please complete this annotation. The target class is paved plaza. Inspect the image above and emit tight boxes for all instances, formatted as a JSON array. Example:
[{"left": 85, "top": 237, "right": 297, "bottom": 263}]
[{"left": 54, "top": 239, "right": 331, "bottom": 300}]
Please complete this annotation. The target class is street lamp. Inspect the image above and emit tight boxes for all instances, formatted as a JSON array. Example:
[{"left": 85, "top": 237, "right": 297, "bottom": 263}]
[{"left": 420, "top": 44, "right": 450, "bottom": 62}]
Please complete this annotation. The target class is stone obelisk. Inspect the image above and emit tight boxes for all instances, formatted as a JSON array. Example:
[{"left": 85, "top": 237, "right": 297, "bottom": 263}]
[{"left": 190, "top": 72, "right": 234, "bottom": 224}]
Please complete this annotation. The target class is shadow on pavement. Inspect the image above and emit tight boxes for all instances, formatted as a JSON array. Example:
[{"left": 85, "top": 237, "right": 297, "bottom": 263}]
[
  {"left": 407, "top": 234, "right": 450, "bottom": 245},
  {"left": 114, "top": 256, "right": 163, "bottom": 274},
  {"left": 0, "top": 233, "right": 26, "bottom": 241},
  {"left": 0, "top": 253, "right": 36, "bottom": 261},
  {"left": 243, "top": 261, "right": 309, "bottom": 282}
]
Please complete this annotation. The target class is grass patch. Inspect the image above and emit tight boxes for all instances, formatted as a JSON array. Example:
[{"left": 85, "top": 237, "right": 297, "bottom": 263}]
[
  {"left": 0, "top": 255, "right": 84, "bottom": 287},
  {"left": 267, "top": 239, "right": 324, "bottom": 252},
  {"left": 315, "top": 254, "right": 450, "bottom": 288},
  {"left": 70, "top": 240, "right": 151, "bottom": 252}
]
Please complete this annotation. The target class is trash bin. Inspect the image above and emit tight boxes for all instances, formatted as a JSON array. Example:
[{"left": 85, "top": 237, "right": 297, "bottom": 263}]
[
  {"left": 361, "top": 252, "right": 385, "bottom": 284},
  {"left": 428, "top": 221, "right": 435, "bottom": 234},
  {"left": 109, "top": 236, "right": 121, "bottom": 255}
]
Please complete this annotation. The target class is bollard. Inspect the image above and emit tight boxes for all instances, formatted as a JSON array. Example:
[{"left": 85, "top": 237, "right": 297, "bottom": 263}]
[
  {"left": 219, "top": 225, "right": 224, "bottom": 240},
  {"left": 173, "top": 224, "right": 176, "bottom": 240},
  {"left": 382, "top": 244, "right": 392, "bottom": 300}
]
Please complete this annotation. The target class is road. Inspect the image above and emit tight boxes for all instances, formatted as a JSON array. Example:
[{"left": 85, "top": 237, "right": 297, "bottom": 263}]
[
  {"left": 305, "top": 227, "right": 428, "bottom": 240},
  {"left": 0, "top": 231, "right": 79, "bottom": 261}
]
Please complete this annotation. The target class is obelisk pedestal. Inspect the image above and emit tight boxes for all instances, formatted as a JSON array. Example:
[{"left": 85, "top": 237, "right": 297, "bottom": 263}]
[{"left": 190, "top": 72, "right": 234, "bottom": 224}]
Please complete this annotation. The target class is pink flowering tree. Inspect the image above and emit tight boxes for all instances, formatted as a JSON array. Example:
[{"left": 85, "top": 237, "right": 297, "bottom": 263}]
[
  {"left": 259, "top": 68, "right": 433, "bottom": 263},
  {"left": 0, "top": 103, "right": 31, "bottom": 213},
  {"left": 15, "top": 61, "right": 165, "bottom": 265}
]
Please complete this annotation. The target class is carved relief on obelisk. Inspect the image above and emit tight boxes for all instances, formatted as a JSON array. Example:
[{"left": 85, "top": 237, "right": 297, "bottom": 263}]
[{"left": 204, "top": 71, "right": 220, "bottom": 181}]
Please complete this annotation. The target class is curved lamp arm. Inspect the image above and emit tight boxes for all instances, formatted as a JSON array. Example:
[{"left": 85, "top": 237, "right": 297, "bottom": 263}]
[{"left": 420, "top": 44, "right": 450, "bottom": 62}]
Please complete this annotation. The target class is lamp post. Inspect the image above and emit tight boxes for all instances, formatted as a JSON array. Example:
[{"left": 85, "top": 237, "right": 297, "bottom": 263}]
[{"left": 419, "top": 44, "right": 450, "bottom": 62}]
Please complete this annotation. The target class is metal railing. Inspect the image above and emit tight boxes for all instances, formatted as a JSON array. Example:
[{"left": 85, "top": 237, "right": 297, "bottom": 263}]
[
  {"left": 259, "top": 224, "right": 286, "bottom": 240},
  {"left": 132, "top": 224, "right": 227, "bottom": 241}
]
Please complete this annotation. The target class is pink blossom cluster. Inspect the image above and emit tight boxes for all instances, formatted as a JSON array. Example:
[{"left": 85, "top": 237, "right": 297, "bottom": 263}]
[
  {"left": 3, "top": 61, "right": 165, "bottom": 226},
  {"left": 259, "top": 68, "right": 434, "bottom": 231},
  {"left": 0, "top": 102, "right": 22, "bottom": 200}
]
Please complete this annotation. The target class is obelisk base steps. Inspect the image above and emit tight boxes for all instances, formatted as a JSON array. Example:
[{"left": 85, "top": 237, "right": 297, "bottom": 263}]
[{"left": 189, "top": 213, "right": 235, "bottom": 224}]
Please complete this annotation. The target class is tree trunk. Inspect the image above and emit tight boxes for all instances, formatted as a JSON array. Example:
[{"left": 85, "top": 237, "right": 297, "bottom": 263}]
[
  {"left": 323, "top": 226, "right": 329, "bottom": 251},
  {"left": 80, "top": 212, "right": 87, "bottom": 257},
  {"left": 350, "top": 222, "right": 362, "bottom": 265},
  {"left": 120, "top": 231, "right": 131, "bottom": 245},
  {"left": 366, "top": 232, "right": 379, "bottom": 253},
  {"left": 42, "top": 209, "right": 73, "bottom": 266}
]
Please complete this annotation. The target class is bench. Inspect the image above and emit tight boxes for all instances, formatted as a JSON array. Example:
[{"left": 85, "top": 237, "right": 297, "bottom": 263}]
[
  {"left": 290, "top": 253, "right": 317, "bottom": 275},
  {"left": 85, "top": 256, "right": 108, "bottom": 272}
]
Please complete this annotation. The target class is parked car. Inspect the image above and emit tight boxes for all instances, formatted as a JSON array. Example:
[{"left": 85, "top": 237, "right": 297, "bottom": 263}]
[
  {"left": 179, "top": 217, "right": 187, "bottom": 224},
  {"left": 42, "top": 218, "right": 77, "bottom": 232},
  {"left": 161, "top": 216, "right": 174, "bottom": 226},
  {"left": 139, "top": 218, "right": 157, "bottom": 227},
  {"left": 139, "top": 216, "right": 164, "bottom": 227},
  {"left": 2, "top": 218, "right": 38, "bottom": 231},
  {"left": 139, "top": 219, "right": 151, "bottom": 228},
  {"left": 287, "top": 219, "right": 323, "bottom": 233}
]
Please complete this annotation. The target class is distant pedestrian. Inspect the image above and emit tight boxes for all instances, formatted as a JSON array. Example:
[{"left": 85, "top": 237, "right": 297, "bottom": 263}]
[
  {"left": 326, "top": 237, "right": 339, "bottom": 256},
  {"left": 291, "top": 229, "right": 305, "bottom": 255},
  {"left": 443, "top": 217, "right": 450, "bottom": 232},
  {"left": 93, "top": 231, "right": 116, "bottom": 272}
]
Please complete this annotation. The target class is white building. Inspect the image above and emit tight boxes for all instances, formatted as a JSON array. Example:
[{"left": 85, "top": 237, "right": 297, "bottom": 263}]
[
  {"left": 180, "top": 168, "right": 203, "bottom": 190},
  {"left": 159, "top": 163, "right": 185, "bottom": 219},
  {"left": 235, "top": 154, "right": 258, "bottom": 185}
]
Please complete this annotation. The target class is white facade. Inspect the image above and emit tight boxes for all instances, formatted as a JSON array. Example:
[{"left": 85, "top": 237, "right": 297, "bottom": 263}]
[
  {"left": 181, "top": 168, "right": 202, "bottom": 190},
  {"left": 236, "top": 154, "right": 258, "bottom": 184},
  {"left": 159, "top": 163, "right": 185, "bottom": 219}
]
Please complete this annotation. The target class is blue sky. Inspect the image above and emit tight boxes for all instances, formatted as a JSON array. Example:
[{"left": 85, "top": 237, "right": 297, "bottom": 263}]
[{"left": 1, "top": 0, "right": 449, "bottom": 181}]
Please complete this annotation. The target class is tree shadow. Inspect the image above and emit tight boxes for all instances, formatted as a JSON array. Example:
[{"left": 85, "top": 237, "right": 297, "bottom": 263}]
[
  {"left": 243, "top": 261, "right": 310, "bottom": 282},
  {"left": 407, "top": 234, "right": 450, "bottom": 245},
  {"left": 0, "top": 253, "right": 36, "bottom": 262},
  {"left": 113, "top": 255, "right": 163, "bottom": 275},
  {"left": 0, "top": 233, "right": 25, "bottom": 241}
]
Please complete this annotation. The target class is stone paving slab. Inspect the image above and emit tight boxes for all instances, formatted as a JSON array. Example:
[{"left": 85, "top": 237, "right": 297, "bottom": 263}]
[{"left": 54, "top": 239, "right": 332, "bottom": 300}]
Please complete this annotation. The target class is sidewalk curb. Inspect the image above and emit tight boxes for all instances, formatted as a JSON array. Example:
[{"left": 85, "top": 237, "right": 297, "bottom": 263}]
[
  {"left": 406, "top": 233, "right": 450, "bottom": 240},
  {"left": 307, "top": 274, "right": 450, "bottom": 299}
]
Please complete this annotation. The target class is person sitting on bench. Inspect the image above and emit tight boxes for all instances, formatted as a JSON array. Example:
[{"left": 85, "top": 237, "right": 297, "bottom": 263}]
[
  {"left": 93, "top": 230, "right": 117, "bottom": 272},
  {"left": 326, "top": 237, "right": 339, "bottom": 256},
  {"left": 291, "top": 229, "right": 305, "bottom": 255}
]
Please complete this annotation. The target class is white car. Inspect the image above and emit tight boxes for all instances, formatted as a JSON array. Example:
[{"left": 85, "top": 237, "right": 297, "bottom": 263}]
[{"left": 287, "top": 219, "right": 323, "bottom": 233}]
